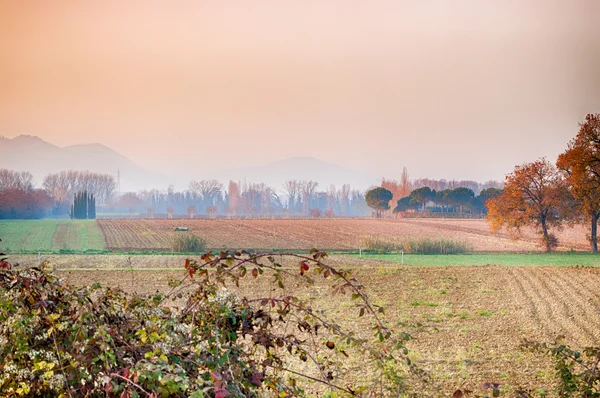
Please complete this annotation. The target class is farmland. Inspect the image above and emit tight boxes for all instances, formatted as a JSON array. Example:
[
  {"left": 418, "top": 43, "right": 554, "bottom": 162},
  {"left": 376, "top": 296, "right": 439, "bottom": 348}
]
[
  {"left": 1, "top": 218, "right": 594, "bottom": 254},
  {"left": 3, "top": 216, "right": 600, "bottom": 395},
  {"left": 97, "top": 218, "right": 591, "bottom": 252},
  {"left": 0, "top": 219, "right": 104, "bottom": 252},
  {"left": 8, "top": 252, "right": 600, "bottom": 396}
]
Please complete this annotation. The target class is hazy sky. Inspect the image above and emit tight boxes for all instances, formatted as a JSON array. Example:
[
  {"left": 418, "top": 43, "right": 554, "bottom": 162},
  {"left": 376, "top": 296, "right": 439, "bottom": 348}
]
[{"left": 1, "top": 1, "right": 599, "bottom": 182}]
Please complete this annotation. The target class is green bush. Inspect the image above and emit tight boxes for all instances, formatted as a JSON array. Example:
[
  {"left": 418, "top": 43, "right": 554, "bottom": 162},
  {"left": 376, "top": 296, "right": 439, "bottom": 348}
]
[
  {"left": 361, "top": 236, "right": 472, "bottom": 254},
  {"left": 171, "top": 234, "right": 207, "bottom": 252}
]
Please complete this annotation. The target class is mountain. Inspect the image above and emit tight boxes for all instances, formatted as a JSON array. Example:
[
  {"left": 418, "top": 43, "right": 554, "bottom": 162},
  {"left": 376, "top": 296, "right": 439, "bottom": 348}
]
[
  {"left": 0, "top": 135, "right": 170, "bottom": 191},
  {"left": 0, "top": 136, "right": 377, "bottom": 192},
  {"left": 211, "top": 156, "right": 376, "bottom": 191}
]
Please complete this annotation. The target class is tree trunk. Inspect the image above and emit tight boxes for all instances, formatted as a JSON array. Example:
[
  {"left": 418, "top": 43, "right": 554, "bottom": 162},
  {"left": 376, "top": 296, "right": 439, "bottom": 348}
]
[
  {"left": 541, "top": 219, "right": 551, "bottom": 253},
  {"left": 591, "top": 212, "right": 599, "bottom": 253}
]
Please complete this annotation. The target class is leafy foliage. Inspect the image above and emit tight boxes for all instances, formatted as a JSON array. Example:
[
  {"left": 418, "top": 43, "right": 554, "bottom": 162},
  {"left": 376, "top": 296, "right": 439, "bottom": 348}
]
[
  {"left": 365, "top": 187, "right": 393, "bottom": 217},
  {"left": 171, "top": 234, "right": 207, "bottom": 252},
  {"left": 486, "top": 159, "right": 572, "bottom": 252},
  {"left": 524, "top": 338, "right": 600, "bottom": 397},
  {"left": 70, "top": 190, "right": 96, "bottom": 220},
  {"left": 557, "top": 113, "right": 600, "bottom": 253},
  {"left": 0, "top": 249, "right": 426, "bottom": 397},
  {"left": 409, "top": 187, "right": 434, "bottom": 212}
]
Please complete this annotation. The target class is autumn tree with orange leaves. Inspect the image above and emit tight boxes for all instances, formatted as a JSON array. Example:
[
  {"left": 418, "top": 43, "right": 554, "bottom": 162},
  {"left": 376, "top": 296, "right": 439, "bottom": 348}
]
[
  {"left": 486, "top": 159, "right": 571, "bottom": 252},
  {"left": 557, "top": 113, "right": 600, "bottom": 253}
]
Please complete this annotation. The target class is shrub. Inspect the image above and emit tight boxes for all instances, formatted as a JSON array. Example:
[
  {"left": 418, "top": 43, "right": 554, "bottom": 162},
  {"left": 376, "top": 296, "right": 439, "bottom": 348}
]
[
  {"left": 171, "top": 233, "right": 206, "bottom": 252},
  {"left": 0, "top": 249, "right": 428, "bottom": 397},
  {"left": 360, "top": 236, "right": 472, "bottom": 254},
  {"left": 524, "top": 338, "right": 600, "bottom": 397}
]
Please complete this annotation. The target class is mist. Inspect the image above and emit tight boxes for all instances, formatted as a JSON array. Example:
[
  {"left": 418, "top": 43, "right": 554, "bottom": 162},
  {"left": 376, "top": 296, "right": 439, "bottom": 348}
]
[{"left": 1, "top": 1, "right": 599, "bottom": 183}]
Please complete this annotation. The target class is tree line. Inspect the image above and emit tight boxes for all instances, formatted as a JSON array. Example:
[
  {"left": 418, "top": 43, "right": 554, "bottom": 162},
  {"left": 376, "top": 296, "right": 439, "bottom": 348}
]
[
  {"left": 0, "top": 170, "right": 116, "bottom": 219},
  {"left": 113, "top": 180, "right": 371, "bottom": 218},
  {"left": 365, "top": 185, "right": 502, "bottom": 218},
  {"left": 0, "top": 170, "right": 52, "bottom": 219},
  {"left": 0, "top": 165, "right": 504, "bottom": 220}
]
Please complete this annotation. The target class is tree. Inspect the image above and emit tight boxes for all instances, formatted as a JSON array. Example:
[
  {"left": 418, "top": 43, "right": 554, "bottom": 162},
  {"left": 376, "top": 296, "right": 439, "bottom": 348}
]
[
  {"left": 557, "top": 113, "right": 600, "bottom": 253},
  {"left": 393, "top": 196, "right": 419, "bottom": 214},
  {"left": 70, "top": 191, "right": 96, "bottom": 220},
  {"left": 486, "top": 159, "right": 571, "bottom": 252},
  {"left": 409, "top": 187, "right": 434, "bottom": 212},
  {"left": 434, "top": 189, "right": 451, "bottom": 212},
  {"left": 189, "top": 179, "right": 223, "bottom": 207},
  {"left": 0, "top": 188, "right": 52, "bottom": 219},
  {"left": 0, "top": 169, "right": 33, "bottom": 191},
  {"left": 365, "top": 187, "right": 393, "bottom": 218},
  {"left": 446, "top": 187, "right": 475, "bottom": 214},
  {"left": 470, "top": 188, "right": 502, "bottom": 215}
]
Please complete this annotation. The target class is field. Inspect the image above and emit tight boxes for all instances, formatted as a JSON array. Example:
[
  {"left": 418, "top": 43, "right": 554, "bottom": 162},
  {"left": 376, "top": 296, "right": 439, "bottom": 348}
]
[
  {"left": 9, "top": 252, "right": 600, "bottom": 396},
  {"left": 358, "top": 252, "right": 600, "bottom": 266},
  {"left": 97, "top": 218, "right": 593, "bottom": 252},
  {"left": 0, "top": 220, "right": 104, "bottom": 252},
  {"left": 4, "top": 216, "right": 600, "bottom": 395},
  {"left": 2, "top": 218, "right": 594, "bottom": 254}
]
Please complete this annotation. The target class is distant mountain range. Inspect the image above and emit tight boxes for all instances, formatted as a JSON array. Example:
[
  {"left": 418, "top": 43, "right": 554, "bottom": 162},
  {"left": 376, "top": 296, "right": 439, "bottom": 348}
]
[
  {"left": 0, "top": 135, "right": 170, "bottom": 192},
  {"left": 0, "top": 136, "right": 376, "bottom": 193}
]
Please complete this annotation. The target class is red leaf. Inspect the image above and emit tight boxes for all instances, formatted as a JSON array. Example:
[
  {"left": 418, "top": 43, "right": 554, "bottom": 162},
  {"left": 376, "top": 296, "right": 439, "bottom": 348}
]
[{"left": 250, "top": 372, "right": 264, "bottom": 387}]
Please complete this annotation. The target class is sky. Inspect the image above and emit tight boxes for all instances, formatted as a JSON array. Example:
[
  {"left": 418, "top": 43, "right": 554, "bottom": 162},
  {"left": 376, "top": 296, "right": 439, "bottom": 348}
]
[{"left": 1, "top": 1, "right": 599, "bottom": 183}]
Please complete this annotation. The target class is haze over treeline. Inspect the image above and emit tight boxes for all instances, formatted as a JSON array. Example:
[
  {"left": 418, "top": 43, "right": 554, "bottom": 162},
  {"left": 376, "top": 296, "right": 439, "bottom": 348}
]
[
  {"left": 0, "top": 162, "right": 502, "bottom": 219},
  {"left": 1, "top": 1, "right": 599, "bottom": 182}
]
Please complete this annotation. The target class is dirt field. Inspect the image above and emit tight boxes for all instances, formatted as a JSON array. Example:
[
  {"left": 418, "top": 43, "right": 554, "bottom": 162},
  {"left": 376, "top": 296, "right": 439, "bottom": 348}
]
[
  {"left": 97, "top": 218, "right": 592, "bottom": 252},
  {"left": 11, "top": 253, "right": 600, "bottom": 396}
]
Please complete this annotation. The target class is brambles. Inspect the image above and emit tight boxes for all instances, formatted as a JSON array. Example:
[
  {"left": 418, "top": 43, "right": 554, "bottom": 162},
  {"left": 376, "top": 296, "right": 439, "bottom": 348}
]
[
  {"left": 171, "top": 233, "right": 206, "bottom": 252},
  {"left": 523, "top": 338, "right": 600, "bottom": 397},
  {"left": 0, "top": 250, "right": 425, "bottom": 397}
]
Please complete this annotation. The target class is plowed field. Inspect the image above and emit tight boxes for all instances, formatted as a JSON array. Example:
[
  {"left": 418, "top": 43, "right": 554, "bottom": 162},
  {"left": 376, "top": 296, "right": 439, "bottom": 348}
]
[
  {"left": 97, "top": 218, "right": 591, "bottom": 252},
  {"left": 10, "top": 253, "right": 600, "bottom": 395}
]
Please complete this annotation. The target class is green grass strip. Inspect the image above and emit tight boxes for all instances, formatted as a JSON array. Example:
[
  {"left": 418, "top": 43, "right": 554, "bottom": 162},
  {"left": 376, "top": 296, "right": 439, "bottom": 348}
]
[{"left": 353, "top": 252, "right": 600, "bottom": 267}]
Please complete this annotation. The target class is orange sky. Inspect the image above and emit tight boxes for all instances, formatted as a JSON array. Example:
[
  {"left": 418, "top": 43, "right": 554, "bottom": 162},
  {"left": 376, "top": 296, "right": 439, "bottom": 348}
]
[{"left": 1, "top": 1, "right": 599, "bottom": 182}]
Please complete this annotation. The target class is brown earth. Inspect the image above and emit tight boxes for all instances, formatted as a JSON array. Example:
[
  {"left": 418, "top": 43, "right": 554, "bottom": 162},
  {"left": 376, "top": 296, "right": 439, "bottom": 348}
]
[
  {"left": 96, "top": 218, "right": 592, "bottom": 252},
  {"left": 10, "top": 253, "right": 600, "bottom": 396}
]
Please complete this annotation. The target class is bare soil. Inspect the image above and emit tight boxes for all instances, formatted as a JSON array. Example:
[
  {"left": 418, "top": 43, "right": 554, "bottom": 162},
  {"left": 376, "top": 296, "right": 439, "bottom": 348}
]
[{"left": 96, "top": 218, "right": 592, "bottom": 252}]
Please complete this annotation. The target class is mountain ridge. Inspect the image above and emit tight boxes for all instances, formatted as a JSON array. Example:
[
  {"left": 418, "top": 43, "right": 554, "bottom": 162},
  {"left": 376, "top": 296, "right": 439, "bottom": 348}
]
[{"left": 1, "top": 136, "right": 376, "bottom": 192}]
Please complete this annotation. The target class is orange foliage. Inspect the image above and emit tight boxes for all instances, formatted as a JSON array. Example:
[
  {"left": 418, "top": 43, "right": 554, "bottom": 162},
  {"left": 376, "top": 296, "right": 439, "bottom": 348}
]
[
  {"left": 486, "top": 159, "right": 570, "bottom": 252},
  {"left": 557, "top": 113, "right": 600, "bottom": 252}
]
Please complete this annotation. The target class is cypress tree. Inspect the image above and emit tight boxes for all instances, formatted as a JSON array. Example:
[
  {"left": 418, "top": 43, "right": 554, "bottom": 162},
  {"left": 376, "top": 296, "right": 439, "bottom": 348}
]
[{"left": 71, "top": 191, "right": 96, "bottom": 219}]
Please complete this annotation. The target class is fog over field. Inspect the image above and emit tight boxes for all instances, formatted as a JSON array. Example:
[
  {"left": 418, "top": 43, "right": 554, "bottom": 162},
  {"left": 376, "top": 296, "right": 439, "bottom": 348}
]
[{"left": 1, "top": 1, "right": 599, "bottom": 183}]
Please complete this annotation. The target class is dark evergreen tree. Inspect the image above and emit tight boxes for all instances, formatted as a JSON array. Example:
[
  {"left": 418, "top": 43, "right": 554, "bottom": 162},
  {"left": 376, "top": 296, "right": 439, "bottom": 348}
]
[{"left": 70, "top": 191, "right": 96, "bottom": 219}]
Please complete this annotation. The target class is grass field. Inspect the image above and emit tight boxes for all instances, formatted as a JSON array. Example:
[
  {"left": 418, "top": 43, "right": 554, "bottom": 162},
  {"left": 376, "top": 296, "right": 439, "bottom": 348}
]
[
  {"left": 0, "top": 220, "right": 105, "bottom": 252},
  {"left": 356, "top": 252, "right": 600, "bottom": 267},
  {"left": 9, "top": 252, "right": 600, "bottom": 396}
]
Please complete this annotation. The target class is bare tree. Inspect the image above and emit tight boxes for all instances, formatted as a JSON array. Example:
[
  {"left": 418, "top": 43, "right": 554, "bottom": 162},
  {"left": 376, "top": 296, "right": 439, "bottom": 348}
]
[
  {"left": 189, "top": 179, "right": 223, "bottom": 207},
  {"left": 0, "top": 169, "right": 34, "bottom": 191},
  {"left": 339, "top": 184, "right": 351, "bottom": 216},
  {"left": 301, "top": 180, "right": 318, "bottom": 215},
  {"left": 283, "top": 180, "right": 300, "bottom": 215}
]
